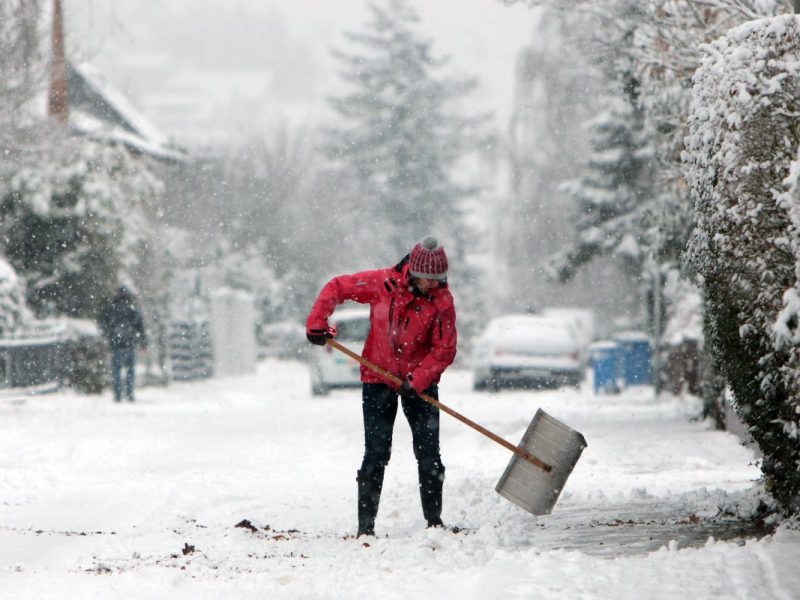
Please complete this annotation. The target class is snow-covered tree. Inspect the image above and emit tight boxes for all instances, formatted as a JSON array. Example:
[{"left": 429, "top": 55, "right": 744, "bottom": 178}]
[
  {"left": 0, "top": 257, "right": 33, "bottom": 335},
  {"left": 324, "top": 0, "right": 486, "bottom": 259},
  {"left": 0, "top": 0, "right": 41, "bottom": 334},
  {"left": 548, "top": 1, "right": 775, "bottom": 287},
  {"left": 553, "top": 10, "right": 655, "bottom": 284},
  {"left": 634, "top": 1, "right": 787, "bottom": 257},
  {"left": 497, "top": 9, "right": 611, "bottom": 318},
  {"left": 161, "top": 128, "right": 351, "bottom": 325},
  {"left": 0, "top": 0, "right": 44, "bottom": 134},
  {"left": 684, "top": 14, "right": 800, "bottom": 514},
  {"left": 0, "top": 129, "right": 162, "bottom": 317},
  {"left": 511, "top": 0, "right": 789, "bottom": 408},
  {"left": 521, "top": 1, "right": 786, "bottom": 276},
  {"left": 221, "top": 129, "right": 332, "bottom": 283}
]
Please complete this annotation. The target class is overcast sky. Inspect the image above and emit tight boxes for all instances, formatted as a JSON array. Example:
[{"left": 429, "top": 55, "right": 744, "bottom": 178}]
[{"left": 65, "top": 0, "right": 538, "bottom": 147}]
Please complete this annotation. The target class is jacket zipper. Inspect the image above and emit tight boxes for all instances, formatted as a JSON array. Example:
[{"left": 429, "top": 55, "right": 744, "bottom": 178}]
[{"left": 387, "top": 297, "right": 397, "bottom": 356}]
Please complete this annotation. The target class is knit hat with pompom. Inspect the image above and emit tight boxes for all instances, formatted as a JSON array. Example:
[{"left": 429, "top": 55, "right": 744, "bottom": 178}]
[{"left": 408, "top": 236, "right": 448, "bottom": 281}]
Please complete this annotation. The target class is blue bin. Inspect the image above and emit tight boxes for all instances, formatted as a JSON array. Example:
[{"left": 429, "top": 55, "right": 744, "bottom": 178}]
[
  {"left": 614, "top": 333, "right": 652, "bottom": 385},
  {"left": 590, "top": 341, "right": 621, "bottom": 394}
]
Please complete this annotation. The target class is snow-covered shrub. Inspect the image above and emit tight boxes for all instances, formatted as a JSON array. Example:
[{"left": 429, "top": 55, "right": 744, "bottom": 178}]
[
  {"left": 684, "top": 15, "right": 800, "bottom": 514},
  {"left": 0, "top": 128, "right": 162, "bottom": 317},
  {"left": 775, "top": 145, "right": 800, "bottom": 395},
  {"left": 0, "top": 257, "right": 33, "bottom": 335},
  {"left": 60, "top": 318, "right": 108, "bottom": 394}
]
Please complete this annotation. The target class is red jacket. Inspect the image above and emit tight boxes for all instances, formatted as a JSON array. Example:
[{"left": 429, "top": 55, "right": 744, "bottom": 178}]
[{"left": 306, "top": 261, "right": 457, "bottom": 393}]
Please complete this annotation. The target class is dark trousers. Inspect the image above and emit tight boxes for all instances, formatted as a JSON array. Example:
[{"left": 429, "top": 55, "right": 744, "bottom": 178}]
[
  {"left": 357, "top": 382, "right": 445, "bottom": 530},
  {"left": 111, "top": 348, "right": 136, "bottom": 402}
]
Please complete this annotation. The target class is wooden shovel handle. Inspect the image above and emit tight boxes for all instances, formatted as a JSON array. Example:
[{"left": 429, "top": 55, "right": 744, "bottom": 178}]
[{"left": 326, "top": 339, "right": 552, "bottom": 473}]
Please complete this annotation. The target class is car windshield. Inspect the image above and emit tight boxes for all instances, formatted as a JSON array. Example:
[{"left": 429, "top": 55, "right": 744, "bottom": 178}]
[{"left": 335, "top": 317, "right": 370, "bottom": 341}]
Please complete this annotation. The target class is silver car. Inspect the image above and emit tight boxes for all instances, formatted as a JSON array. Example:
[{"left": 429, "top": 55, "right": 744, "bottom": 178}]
[
  {"left": 472, "top": 314, "right": 585, "bottom": 391},
  {"left": 308, "top": 306, "right": 371, "bottom": 396}
]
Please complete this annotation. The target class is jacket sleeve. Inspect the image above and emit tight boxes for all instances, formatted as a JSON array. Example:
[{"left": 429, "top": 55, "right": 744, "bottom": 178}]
[
  {"left": 306, "top": 270, "right": 382, "bottom": 330},
  {"left": 409, "top": 302, "right": 457, "bottom": 393}
]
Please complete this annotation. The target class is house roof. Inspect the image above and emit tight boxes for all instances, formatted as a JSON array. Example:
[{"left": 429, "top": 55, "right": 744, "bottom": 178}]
[{"left": 66, "top": 62, "right": 187, "bottom": 162}]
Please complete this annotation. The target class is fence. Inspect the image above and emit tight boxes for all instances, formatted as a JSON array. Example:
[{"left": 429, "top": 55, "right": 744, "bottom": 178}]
[
  {"left": 0, "top": 329, "right": 64, "bottom": 394},
  {"left": 168, "top": 320, "right": 213, "bottom": 381}
]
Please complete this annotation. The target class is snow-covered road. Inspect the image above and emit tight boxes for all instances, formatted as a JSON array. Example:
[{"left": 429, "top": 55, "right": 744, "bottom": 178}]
[{"left": 1, "top": 359, "right": 798, "bottom": 599}]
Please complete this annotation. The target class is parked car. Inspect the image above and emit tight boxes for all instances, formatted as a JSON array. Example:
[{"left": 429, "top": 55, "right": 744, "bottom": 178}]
[
  {"left": 541, "top": 307, "right": 596, "bottom": 349},
  {"left": 308, "top": 306, "right": 371, "bottom": 396},
  {"left": 472, "top": 314, "right": 585, "bottom": 391},
  {"left": 258, "top": 320, "right": 307, "bottom": 361}
]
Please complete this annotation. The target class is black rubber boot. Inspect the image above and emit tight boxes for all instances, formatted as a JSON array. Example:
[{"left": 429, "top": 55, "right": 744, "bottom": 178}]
[
  {"left": 357, "top": 469, "right": 383, "bottom": 537},
  {"left": 419, "top": 464, "right": 445, "bottom": 528}
]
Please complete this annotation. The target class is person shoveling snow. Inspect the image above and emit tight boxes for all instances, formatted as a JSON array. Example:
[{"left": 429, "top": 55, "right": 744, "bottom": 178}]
[{"left": 306, "top": 235, "right": 456, "bottom": 537}]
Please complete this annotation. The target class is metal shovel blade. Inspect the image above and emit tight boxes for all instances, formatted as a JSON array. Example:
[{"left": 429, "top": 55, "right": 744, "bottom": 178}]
[{"left": 496, "top": 409, "right": 587, "bottom": 516}]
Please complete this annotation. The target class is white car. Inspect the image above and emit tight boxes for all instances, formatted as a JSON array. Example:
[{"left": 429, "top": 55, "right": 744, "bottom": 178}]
[
  {"left": 541, "top": 307, "right": 596, "bottom": 349},
  {"left": 258, "top": 320, "right": 307, "bottom": 360},
  {"left": 308, "top": 306, "right": 371, "bottom": 396},
  {"left": 472, "top": 314, "right": 585, "bottom": 391}
]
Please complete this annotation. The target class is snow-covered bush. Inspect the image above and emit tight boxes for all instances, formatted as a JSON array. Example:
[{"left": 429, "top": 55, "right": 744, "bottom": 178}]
[
  {"left": 775, "top": 144, "right": 800, "bottom": 392},
  {"left": 60, "top": 318, "right": 108, "bottom": 394},
  {"left": 0, "top": 128, "right": 162, "bottom": 317},
  {"left": 684, "top": 15, "right": 800, "bottom": 514},
  {"left": 0, "top": 256, "right": 33, "bottom": 335}
]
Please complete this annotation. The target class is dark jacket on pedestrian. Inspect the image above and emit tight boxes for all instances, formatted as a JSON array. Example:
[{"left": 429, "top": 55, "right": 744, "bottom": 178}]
[{"left": 99, "top": 288, "right": 147, "bottom": 350}]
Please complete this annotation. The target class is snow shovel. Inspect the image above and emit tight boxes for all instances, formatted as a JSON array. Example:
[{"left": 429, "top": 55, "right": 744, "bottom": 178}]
[
  {"left": 326, "top": 339, "right": 587, "bottom": 515},
  {"left": 494, "top": 408, "right": 587, "bottom": 516}
]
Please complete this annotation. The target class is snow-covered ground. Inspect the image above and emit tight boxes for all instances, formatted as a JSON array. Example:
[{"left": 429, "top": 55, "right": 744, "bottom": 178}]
[{"left": 1, "top": 358, "right": 798, "bottom": 599}]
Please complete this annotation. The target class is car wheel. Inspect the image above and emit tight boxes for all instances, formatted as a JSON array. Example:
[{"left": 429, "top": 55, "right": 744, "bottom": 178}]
[
  {"left": 310, "top": 367, "right": 329, "bottom": 396},
  {"left": 311, "top": 381, "right": 329, "bottom": 396}
]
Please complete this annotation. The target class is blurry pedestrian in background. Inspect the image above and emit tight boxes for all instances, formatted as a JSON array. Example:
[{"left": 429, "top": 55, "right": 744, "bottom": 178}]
[{"left": 99, "top": 285, "right": 147, "bottom": 402}]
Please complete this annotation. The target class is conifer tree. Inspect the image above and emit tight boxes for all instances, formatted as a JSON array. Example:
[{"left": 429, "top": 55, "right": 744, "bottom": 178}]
[
  {"left": 324, "top": 0, "right": 485, "bottom": 259},
  {"left": 554, "top": 66, "right": 654, "bottom": 283}
]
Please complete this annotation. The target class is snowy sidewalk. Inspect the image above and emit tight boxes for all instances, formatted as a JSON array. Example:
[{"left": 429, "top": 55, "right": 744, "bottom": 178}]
[{"left": 1, "top": 359, "right": 798, "bottom": 599}]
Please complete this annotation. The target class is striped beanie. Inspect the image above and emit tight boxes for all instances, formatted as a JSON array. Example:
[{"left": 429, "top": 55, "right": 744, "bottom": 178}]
[{"left": 408, "top": 236, "right": 448, "bottom": 281}]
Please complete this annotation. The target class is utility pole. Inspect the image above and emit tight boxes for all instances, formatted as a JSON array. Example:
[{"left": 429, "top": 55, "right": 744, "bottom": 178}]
[
  {"left": 652, "top": 259, "right": 661, "bottom": 397},
  {"left": 48, "top": 0, "right": 68, "bottom": 124},
  {"left": 648, "top": 219, "right": 663, "bottom": 399}
]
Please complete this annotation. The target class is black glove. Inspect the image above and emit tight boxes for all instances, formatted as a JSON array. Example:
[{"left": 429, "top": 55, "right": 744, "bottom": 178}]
[
  {"left": 399, "top": 378, "right": 418, "bottom": 399},
  {"left": 306, "top": 327, "right": 333, "bottom": 346}
]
